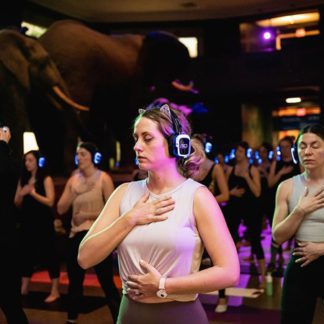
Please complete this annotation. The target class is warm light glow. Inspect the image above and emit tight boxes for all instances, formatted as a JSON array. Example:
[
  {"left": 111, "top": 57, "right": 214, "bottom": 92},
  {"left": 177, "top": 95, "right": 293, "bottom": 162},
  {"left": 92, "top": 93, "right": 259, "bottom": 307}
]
[
  {"left": 256, "top": 12, "right": 319, "bottom": 27},
  {"left": 179, "top": 37, "right": 198, "bottom": 58},
  {"left": 295, "top": 28, "right": 306, "bottom": 37},
  {"left": 23, "top": 132, "right": 39, "bottom": 154},
  {"left": 285, "top": 97, "right": 301, "bottom": 104}
]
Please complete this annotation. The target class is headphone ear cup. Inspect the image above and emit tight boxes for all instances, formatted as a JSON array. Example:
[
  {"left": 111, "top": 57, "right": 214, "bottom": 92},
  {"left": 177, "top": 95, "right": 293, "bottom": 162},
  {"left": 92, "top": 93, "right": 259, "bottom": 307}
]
[
  {"left": 38, "top": 156, "right": 46, "bottom": 168},
  {"left": 168, "top": 134, "right": 191, "bottom": 158},
  {"left": 74, "top": 154, "right": 78, "bottom": 166},
  {"left": 93, "top": 152, "right": 102, "bottom": 165},
  {"left": 291, "top": 145, "right": 299, "bottom": 164}
]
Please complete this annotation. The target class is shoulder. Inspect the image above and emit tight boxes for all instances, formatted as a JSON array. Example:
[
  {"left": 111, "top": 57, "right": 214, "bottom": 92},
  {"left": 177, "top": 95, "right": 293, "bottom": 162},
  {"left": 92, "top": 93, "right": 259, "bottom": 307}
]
[
  {"left": 43, "top": 175, "right": 54, "bottom": 184},
  {"left": 277, "top": 177, "right": 293, "bottom": 197},
  {"left": 100, "top": 170, "right": 113, "bottom": 182}
]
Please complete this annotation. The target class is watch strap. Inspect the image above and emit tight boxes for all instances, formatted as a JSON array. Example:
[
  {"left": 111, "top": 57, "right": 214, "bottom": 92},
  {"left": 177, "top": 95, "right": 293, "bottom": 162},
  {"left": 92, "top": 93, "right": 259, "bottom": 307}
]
[{"left": 159, "top": 276, "right": 166, "bottom": 290}]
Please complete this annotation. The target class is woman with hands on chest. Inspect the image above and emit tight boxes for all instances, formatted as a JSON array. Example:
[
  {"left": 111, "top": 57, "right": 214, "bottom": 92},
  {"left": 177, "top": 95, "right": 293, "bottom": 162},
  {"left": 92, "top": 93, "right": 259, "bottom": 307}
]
[
  {"left": 225, "top": 142, "right": 265, "bottom": 288},
  {"left": 57, "top": 142, "right": 120, "bottom": 324},
  {"left": 272, "top": 124, "right": 324, "bottom": 324},
  {"left": 78, "top": 104, "right": 239, "bottom": 324},
  {"left": 14, "top": 150, "right": 60, "bottom": 303}
]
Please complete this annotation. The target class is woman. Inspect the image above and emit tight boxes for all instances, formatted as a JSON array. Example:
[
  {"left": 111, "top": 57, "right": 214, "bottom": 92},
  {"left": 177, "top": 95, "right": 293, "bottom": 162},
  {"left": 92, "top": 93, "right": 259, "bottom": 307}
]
[
  {"left": 57, "top": 142, "right": 121, "bottom": 323},
  {"left": 189, "top": 134, "right": 230, "bottom": 313},
  {"left": 225, "top": 142, "right": 265, "bottom": 288},
  {"left": 272, "top": 124, "right": 324, "bottom": 324},
  {"left": 78, "top": 105, "right": 239, "bottom": 324},
  {"left": 268, "top": 136, "right": 301, "bottom": 268},
  {"left": 190, "top": 134, "right": 229, "bottom": 204},
  {"left": 14, "top": 150, "right": 60, "bottom": 303}
]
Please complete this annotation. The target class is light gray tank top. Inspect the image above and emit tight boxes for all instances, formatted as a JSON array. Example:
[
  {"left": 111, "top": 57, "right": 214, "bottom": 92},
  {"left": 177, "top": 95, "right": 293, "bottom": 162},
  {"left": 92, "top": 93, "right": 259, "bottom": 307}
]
[
  {"left": 288, "top": 174, "right": 324, "bottom": 242},
  {"left": 118, "top": 178, "right": 204, "bottom": 301}
]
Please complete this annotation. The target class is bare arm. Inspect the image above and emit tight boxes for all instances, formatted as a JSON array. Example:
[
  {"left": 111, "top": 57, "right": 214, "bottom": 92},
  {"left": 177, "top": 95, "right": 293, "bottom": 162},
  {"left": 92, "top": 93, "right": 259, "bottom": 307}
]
[
  {"left": 102, "top": 172, "right": 115, "bottom": 201},
  {"left": 57, "top": 177, "right": 76, "bottom": 215},
  {"left": 272, "top": 180, "right": 324, "bottom": 244},
  {"left": 14, "top": 181, "right": 24, "bottom": 207},
  {"left": 165, "top": 186, "right": 239, "bottom": 294},
  {"left": 29, "top": 176, "right": 55, "bottom": 207},
  {"left": 244, "top": 166, "right": 261, "bottom": 197},
  {"left": 213, "top": 164, "right": 229, "bottom": 203},
  {"left": 78, "top": 183, "right": 175, "bottom": 269}
]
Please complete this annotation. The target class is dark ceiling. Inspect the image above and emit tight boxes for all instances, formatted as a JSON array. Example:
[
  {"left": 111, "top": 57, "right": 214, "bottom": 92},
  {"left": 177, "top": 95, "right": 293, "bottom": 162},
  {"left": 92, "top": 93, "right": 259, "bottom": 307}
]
[{"left": 27, "top": 0, "right": 324, "bottom": 24}]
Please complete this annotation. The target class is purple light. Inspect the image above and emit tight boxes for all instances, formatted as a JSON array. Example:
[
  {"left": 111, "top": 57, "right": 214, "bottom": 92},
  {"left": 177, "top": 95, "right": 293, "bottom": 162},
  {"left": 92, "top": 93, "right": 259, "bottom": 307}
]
[{"left": 263, "top": 31, "right": 272, "bottom": 40}]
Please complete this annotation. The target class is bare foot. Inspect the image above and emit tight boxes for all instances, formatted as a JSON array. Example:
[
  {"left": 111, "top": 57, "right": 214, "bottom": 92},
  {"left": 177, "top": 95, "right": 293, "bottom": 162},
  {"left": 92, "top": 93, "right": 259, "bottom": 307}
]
[{"left": 44, "top": 293, "right": 60, "bottom": 303}]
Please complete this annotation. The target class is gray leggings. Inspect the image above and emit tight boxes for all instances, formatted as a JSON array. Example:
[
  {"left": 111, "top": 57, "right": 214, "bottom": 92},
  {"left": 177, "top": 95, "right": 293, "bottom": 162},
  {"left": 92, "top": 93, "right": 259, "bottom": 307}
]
[{"left": 117, "top": 295, "right": 209, "bottom": 324}]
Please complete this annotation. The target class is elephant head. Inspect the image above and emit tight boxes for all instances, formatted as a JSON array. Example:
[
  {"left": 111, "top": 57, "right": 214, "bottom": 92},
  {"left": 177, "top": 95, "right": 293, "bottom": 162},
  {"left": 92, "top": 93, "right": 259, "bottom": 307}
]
[{"left": 0, "top": 28, "right": 87, "bottom": 174}]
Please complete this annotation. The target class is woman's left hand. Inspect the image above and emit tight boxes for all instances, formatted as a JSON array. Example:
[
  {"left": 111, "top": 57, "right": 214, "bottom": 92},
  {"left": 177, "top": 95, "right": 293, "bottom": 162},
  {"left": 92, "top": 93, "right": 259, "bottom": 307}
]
[
  {"left": 127, "top": 260, "right": 161, "bottom": 300},
  {"left": 293, "top": 241, "right": 321, "bottom": 267}
]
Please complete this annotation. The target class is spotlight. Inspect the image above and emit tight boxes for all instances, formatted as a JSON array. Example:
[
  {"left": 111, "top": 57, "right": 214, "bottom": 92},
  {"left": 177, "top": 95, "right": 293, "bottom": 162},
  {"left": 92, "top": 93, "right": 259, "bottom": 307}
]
[{"left": 262, "top": 31, "right": 273, "bottom": 40}]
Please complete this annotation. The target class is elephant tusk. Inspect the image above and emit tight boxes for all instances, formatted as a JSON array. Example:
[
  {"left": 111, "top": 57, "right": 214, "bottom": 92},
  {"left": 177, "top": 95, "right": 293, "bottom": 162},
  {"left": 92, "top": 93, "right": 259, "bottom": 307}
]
[
  {"left": 171, "top": 80, "right": 199, "bottom": 94},
  {"left": 52, "top": 86, "right": 90, "bottom": 112}
]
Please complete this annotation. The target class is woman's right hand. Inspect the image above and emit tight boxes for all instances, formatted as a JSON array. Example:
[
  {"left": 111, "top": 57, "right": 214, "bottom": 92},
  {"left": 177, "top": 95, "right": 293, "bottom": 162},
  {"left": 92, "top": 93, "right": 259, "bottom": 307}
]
[
  {"left": 296, "top": 187, "right": 324, "bottom": 215},
  {"left": 128, "top": 192, "right": 175, "bottom": 226},
  {"left": 20, "top": 184, "right": 32, "bottom": 196}
]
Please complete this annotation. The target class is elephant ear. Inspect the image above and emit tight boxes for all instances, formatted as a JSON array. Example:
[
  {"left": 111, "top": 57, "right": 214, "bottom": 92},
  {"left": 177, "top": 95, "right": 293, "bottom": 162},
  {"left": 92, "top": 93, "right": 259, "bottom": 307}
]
[{"left": 0, "top": 30, "right": 31, "bottom": 90}]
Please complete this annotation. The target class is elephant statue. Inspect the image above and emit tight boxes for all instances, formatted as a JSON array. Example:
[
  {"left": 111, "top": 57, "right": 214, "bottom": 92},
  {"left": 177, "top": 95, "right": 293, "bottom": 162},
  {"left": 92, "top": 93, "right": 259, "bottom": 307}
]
[{"left": 0, "top": 19, "right": 193, "bottom": 175}]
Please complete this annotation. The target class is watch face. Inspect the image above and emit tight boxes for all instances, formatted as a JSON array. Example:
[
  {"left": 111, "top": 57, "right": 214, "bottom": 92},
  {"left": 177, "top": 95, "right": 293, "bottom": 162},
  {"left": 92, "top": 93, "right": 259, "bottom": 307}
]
[{"left": 157, "top": 290, "right": 167, "bottom": 298}]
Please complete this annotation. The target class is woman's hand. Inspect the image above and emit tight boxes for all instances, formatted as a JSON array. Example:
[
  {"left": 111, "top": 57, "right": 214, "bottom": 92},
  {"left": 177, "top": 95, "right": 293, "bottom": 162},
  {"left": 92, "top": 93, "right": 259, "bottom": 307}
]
[
  {"left": 230, "top": 186, "right": 245, "bottom": 198},
  {"left": 296, "top": 187, "right": 324, "bottom": 215},
  {"left": 293, "top": 241, "right": 322, "bottom": 267},
  {"left": 127, "top": 260, "right": 161, "bottom": 300},
  {"left": 128, "top": 192, "right": 175, "bottom": 226},
  {"left": 20, "top": 184, "right": 32, "bottom": 196}
]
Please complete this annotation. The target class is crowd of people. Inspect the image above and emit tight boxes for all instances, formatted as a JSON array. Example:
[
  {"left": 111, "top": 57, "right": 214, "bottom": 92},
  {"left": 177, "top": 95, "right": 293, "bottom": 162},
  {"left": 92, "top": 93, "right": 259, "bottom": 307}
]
[{"left": 0, "top": 111, "right": 323, "bottom": 324}]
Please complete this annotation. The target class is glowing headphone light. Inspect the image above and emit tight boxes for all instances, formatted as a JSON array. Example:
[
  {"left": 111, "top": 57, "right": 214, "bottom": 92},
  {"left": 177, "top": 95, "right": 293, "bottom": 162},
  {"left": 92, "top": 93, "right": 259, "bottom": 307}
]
[
  {"left": 291, "top": 147, "right": 298, "bottom": 164},
  {"left": 205, "top": 142, "right": 213, "bottom": 154},
  {"left": 38, "top": 157, "right": 46, "bottom": 168},
  {"left": 174, "top": 134, "right": 191, "bottom": 158},
  {"left": 93, "top": 152, "right": 102, "bottom": 165}
]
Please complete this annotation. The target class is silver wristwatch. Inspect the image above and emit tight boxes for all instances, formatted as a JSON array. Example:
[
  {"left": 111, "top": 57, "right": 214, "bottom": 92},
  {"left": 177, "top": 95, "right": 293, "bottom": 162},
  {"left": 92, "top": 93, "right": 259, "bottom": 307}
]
[{"left": 156, "top": 277, "right": 168, "bottom": 298}]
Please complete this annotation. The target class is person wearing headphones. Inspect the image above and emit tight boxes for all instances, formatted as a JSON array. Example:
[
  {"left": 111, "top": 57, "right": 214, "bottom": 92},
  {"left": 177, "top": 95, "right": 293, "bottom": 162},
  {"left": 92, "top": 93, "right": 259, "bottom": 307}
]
[
  {"left": 77, "top": 105, "right": 239, "bottom": 323},
  {"left": 57, "top": 142, "right": 120, "bottom": 324},
  {"left": 268, "top": 136, "right": 301, "bottom": 271},
  {"left": 14, "top": 149, "right": 61, "bottom": 304},
  {"left": 0, "top": 124, "right": 28, "bottom": 323},
  {"left": 225, "top": 141, "right": 265, "bottom": 288},
  {"left": 272, "top": 124, "right": 324, "bottom": 323}
]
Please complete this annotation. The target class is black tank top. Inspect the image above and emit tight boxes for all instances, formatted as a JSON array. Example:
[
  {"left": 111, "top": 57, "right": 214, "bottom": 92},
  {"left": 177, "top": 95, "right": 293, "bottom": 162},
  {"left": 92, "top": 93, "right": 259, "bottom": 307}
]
[{"left": 228, "top": 164, "right": 255, "bottom": 202}]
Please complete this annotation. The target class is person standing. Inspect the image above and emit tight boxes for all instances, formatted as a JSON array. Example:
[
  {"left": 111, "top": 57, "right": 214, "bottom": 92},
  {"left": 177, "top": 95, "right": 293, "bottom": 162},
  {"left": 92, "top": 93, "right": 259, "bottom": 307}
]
[
  {"left": 57, "top": 142, "right": 120, "bottom": 324},
  {"left": 78, "top": 104, "right": 239, "bottom": 324},
  {"left": 14, "top": 150, "right": 61, "bottom": 303},
  {"left": 272, "top": 124, "right": 324, "bottom": 324},
  {"left": 0, "top": 124, "right": 28, "bottom": 324},
  {"left": 189, "top": 133, "right": 230, "bottom": 313},
  {"left": 268, "top": 136, "right": 301, "bottom": 270}
]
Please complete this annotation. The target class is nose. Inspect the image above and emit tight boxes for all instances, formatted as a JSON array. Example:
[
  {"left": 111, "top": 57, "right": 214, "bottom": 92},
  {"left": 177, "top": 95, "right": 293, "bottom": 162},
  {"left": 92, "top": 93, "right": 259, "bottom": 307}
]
[
  {"left": 304, "top": 146, "right": 312, "bottom": 155},
  {"left": 133, "top": 140, "right": 143, "bottom": 152}
]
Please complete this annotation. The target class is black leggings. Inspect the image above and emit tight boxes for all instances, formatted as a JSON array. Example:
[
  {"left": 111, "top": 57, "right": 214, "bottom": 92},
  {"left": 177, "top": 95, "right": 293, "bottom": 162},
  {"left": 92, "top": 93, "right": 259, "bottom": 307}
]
[
  {"left": 67, "top": 231, "right": 121, "bottom": 322},
  {"left": 281, "top": 254, "right": 324, "bottom": 324}
]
